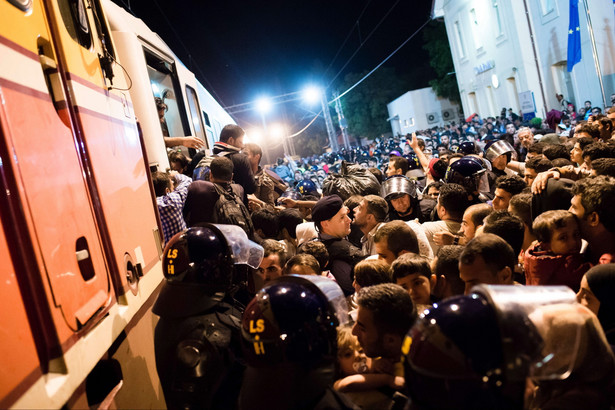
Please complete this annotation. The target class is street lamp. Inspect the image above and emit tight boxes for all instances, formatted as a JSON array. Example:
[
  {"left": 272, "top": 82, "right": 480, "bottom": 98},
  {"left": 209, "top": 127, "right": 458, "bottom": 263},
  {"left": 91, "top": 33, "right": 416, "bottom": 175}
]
[
  {"left": 245, "top": 128, "right": 263, "bottom": 144},
  {"left": 302, "top": 85, "right": 322, "bottom": 106},
  {"left": 269, "top": 123, "right": 285, "bottom": 141},
  {"left": 255, "top": 96, "right": 272, "bottom": 114},
  {"left": 224, "top": 86, "right": 337, "bottom": 159}
]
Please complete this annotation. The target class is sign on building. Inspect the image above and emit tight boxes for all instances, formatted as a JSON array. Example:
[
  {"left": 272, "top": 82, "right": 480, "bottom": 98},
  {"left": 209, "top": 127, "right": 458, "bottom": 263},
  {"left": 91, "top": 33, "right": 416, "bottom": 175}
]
[{"left": 519, "top": 91, "right": 536, "bottom": 120}]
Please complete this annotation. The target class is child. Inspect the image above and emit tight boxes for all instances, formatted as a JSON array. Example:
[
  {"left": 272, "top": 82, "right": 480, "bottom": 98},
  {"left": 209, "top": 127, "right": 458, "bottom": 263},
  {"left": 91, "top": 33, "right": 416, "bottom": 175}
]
[
  {"left": 390, "top": 253, "right": 435, "bottom": 308},
  {"left": 333, "top": 326, "right": 403, "bottom": 404},
  {"left": 335, "top": 325, "right": 369, "bottom": 380},
  {"left": 524, "top": 210, "right": 591, "bottom": 292}
]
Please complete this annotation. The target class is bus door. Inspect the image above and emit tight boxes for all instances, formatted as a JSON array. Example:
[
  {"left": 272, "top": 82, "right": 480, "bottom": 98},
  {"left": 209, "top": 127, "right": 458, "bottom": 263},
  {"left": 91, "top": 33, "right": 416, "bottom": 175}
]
[
  {"left": 0, "top": 0, "right": 112, "bottom": 350},
  {"left": 43, "top": 0, "right": 161, "bottom": 298}
]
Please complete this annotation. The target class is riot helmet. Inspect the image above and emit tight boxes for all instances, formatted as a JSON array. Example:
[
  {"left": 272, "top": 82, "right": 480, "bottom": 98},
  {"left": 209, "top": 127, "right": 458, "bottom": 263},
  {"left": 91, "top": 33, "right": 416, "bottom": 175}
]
[
  {"left": 241, "top": 274, "right": 349, "bottom": 368},
  {"left": 404, "top": 153, "right": 421, "bottom": 171},
  {"left": 484, "top": 139, "right": 518, "bottom": 163},
  {"left": 278, "top": 189, "right": 303, "bottom": 203},
  {"left": 296, "top": 179, "right": 318, "bottom": 196},
  {"left": 459, "top": 141, "right": 476, "bottom": 155},
  {"left": 153, "top": 224, "right": 264, "bottom": 317},
  {"left": 444, "top": 156, "right": 486, "bottom": 195},
  {"left": 381, "top": 175, "right": 418, "bottom": 200},
  {"left": 404, "top": 285, "right": 585, "bottom": 409}
]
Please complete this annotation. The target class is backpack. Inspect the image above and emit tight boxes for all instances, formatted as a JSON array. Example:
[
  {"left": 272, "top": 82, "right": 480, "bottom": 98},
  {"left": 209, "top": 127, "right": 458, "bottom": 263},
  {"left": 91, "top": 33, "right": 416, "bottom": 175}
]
[
  {"left": 254, "top": 171, "right": 276, "bottom": 206},
  {"left": 211, "top": 183, "right": 254, "bottom": 239},
  {"left": 192, "top": 151, "right": 231, "bottom": 181}
]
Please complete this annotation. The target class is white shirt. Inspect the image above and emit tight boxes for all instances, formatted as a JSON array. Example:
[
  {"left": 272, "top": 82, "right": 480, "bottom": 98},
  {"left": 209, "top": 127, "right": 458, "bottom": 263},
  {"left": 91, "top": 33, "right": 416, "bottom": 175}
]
[{"left": 406, "top": 219, "right": 435, "bottom": 260}]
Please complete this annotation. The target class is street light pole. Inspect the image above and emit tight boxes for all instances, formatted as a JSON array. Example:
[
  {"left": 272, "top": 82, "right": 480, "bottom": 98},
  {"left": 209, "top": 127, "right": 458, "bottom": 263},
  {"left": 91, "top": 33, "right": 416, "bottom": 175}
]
[
  {"left": 321, "top": 92, "right": 338, "bottom": 152},
  {"left": 333, "top": 91, "right": 351, "bottom": 149},
  {"left": 260, "top": 112, "right": 272, "bottom": 165}
]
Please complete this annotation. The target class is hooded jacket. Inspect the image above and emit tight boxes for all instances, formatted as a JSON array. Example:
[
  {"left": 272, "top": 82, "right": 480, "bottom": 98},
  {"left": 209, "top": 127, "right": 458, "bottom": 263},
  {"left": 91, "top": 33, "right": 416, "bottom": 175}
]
[
  {"left": 523, "top": 241, "right": 591, "bottom": 292},
  {"left": 213, "top": 141, "right": 256, "bottom": 195}
]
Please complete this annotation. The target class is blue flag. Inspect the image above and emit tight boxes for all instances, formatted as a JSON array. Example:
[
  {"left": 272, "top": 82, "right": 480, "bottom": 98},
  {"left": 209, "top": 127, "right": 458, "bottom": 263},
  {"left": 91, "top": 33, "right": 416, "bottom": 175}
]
[{"left": 567, "top": 0, "right": 581, "bottom": 72}]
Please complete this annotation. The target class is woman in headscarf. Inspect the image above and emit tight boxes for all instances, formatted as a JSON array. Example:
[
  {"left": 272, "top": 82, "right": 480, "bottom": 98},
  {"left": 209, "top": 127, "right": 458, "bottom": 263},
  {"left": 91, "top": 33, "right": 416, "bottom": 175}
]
[{"left": 577, "top": 264, "right": 615, "bottom": 346}]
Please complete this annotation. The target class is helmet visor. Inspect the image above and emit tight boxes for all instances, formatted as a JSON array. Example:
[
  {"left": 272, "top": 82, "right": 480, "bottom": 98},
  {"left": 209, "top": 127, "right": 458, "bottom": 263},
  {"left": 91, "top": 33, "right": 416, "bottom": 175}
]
[
  {"left": 381, "top": 175, "right": 417, "bottom": 199},
  {"left": 484, "top": 140, "right": 518, "bottom": 162},
  {"left": 286, "top": 275, "right": 350, "bottom": 327},
  {"left": 473, "top": 285, "right": 582, "bottom": 380},
  {"left": 214, "top": 224, "right": 264, "bottom": 269}
]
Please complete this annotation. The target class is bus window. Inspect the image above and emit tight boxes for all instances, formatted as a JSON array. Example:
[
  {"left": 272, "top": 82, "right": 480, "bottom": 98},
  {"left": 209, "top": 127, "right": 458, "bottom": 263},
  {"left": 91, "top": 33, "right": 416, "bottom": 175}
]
[
  {"left": 213, "top": 119, "right": 222, "bottom": 142},
  {"left": 58, "top": 0, "right": 93, "bottom": 49},
  {"left": 205, "top": 129, "right": 215, "bottom": 150},
  {"left": 185, "top": 85, "right": 207, "bottom": 149},
  {"left": 202, "top": 110, "right": 211, "bottom": 127},
  {"left": 145, "top": 50, "right": 189, "bottom": 138},
  {"left": 7, "top": 0, "right": 31, "bottom": 11}
]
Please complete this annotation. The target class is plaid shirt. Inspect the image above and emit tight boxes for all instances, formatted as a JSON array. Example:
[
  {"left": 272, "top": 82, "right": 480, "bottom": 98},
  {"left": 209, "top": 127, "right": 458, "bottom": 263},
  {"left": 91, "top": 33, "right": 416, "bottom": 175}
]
[{"left": 157, "top": 173, "right": 191, "bottom": 245}]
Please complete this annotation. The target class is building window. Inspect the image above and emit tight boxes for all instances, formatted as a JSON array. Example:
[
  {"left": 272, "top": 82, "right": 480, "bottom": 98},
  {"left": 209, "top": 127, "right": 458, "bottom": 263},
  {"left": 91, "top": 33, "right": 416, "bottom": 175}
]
[
  {"left": 454, "top": 21, "right": 466, "bottom": 59},
  {"left": 469, "top": 8, "right": 483, "bottom": 50},
  {"left": 492, "top": 0, "right": 504, "bottom": 37},
  {"left": 540, "top": 0, "right": 555, "bottom": 15},
  {"left": 403, "top": 119, "right": 409, "bottom": 127}
]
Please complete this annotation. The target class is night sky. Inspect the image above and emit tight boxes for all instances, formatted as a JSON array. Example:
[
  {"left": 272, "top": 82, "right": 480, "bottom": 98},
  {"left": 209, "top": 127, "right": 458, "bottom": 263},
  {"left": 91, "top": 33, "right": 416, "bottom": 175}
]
[{"left": 110, "top": 0, "right": 435, "bottom": 121}]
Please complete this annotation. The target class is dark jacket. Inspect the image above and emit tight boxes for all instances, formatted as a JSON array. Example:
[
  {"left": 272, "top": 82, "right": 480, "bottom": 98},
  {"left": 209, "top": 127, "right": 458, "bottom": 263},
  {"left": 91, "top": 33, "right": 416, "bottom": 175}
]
[
  {"left": 183, "top": 180, "right": 244, "bottom": 227},
  {"left": 319, "top": 233, "right": 365, "bottom": 296},
  {"left": 213, "top": 142, "right": 256, "bottom": 195},
  {"left": 154, "top": 299, "right": 244, "bottom": 410}
]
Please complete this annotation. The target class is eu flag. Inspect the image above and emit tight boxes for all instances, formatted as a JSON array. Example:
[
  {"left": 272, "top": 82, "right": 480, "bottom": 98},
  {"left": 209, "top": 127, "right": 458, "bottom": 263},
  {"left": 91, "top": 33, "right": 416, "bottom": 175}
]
[{"left": 567, "top": 0, "right": 581, "bottom": 72}]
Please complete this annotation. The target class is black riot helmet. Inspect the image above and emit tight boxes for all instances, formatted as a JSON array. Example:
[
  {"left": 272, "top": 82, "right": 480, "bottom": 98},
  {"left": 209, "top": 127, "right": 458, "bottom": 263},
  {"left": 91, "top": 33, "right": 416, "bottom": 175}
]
[
  {"left": 404, "top": 285, "right": 584, "bottom": 410},
  {"left": 240, "top": 275, "right": 349, "bottom": 368},
  {"left": 153, "top": 224, "right": 264, "bottom": 318},
  {"left": 444, "top": 156, "right": 486, "bottom": 194},
  {"left": 459, "top": 141, "right": 477, "bottom": 155},
  {"left": 239, "top": 275, "right": 351, "bottom": 410}
]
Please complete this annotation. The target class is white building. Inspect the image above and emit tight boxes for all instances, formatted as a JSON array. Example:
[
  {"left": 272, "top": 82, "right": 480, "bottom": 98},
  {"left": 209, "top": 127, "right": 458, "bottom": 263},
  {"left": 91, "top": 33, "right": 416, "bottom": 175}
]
[
  {"left": 387, "top": 87, "right": 461, "bottom": 135},
  {"left": 432, "top": 0, "right": 615, "bottom": 119}
]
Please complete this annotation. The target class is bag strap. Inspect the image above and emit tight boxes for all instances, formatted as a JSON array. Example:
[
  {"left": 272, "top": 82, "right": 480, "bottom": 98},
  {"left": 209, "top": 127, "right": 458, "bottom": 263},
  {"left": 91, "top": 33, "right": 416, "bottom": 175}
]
[{"left": 213, "top": 183, "right": 233, "bottom": 199}]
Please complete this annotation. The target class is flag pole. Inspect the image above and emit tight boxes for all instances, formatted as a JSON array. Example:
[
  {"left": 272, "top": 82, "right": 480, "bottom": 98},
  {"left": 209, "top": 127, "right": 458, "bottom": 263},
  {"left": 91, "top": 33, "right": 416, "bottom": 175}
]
[{"left": 582, "top": 0, "right": 607, "bottom": 108}]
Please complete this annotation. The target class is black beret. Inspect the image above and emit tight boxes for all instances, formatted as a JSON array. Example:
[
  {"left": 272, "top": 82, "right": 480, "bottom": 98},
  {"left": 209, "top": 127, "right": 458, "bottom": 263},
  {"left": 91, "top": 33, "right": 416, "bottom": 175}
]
[{"left": 312, "top": 195, "right": 344, "bottom": 223}]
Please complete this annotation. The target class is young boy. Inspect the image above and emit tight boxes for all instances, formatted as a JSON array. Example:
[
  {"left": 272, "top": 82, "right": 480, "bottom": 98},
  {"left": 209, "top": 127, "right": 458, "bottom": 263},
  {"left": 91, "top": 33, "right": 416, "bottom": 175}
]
[
  {"left": 524, "top": 210, "right": 591, "bottom": 292},
  {"left": 390, "top": 253, "right": 435, "bottom": 308}
]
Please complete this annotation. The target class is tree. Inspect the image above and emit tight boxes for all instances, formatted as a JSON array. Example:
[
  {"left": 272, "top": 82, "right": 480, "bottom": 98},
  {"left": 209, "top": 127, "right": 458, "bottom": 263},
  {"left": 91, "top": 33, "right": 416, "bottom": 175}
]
[
  {"left": 293, "top": 129, "right": 328, "bottom": 157},
  {"left": 337, "top": 66, "right": 408, "bottom": 140},
  {"left": 422, "top": 20, "right": 460, "bottom": 104}
]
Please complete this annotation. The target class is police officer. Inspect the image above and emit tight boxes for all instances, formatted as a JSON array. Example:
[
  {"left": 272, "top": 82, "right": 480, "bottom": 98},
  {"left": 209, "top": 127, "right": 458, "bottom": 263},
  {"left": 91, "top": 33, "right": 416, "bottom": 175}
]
[
  {"left": 239, "top": 275, "right": 357, "bottom": 410},
  {"left": 153, "top": 224, "right": 264, "bottom": 410},
  {"left": 312, "top": 195, "right": 364, "bottom": 296},
  {"left": 381, "top": 175, "right": 421, "bottom": 222},
  {"left": 403, "top": 285, "right": 612, "bottom": 409},
  {"left": 444, "top": 156, "right": 492, "bottom": 204}
]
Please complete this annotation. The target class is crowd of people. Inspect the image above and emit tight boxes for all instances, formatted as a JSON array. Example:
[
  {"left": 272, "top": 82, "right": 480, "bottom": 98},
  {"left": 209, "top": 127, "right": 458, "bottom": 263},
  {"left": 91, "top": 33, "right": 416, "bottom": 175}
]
[{"left": 151, "top": 103, "right": 615, "bottom": 408}]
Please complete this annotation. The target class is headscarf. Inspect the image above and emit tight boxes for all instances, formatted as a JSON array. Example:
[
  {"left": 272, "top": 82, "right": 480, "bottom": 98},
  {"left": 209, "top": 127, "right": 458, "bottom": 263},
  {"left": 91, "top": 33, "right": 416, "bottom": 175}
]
[
  {"left": 530, "top": 178, "right": 574, "bottom": 221},
  {"left": 586, "top": 263, "right": 615, "bottom": 343}
]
